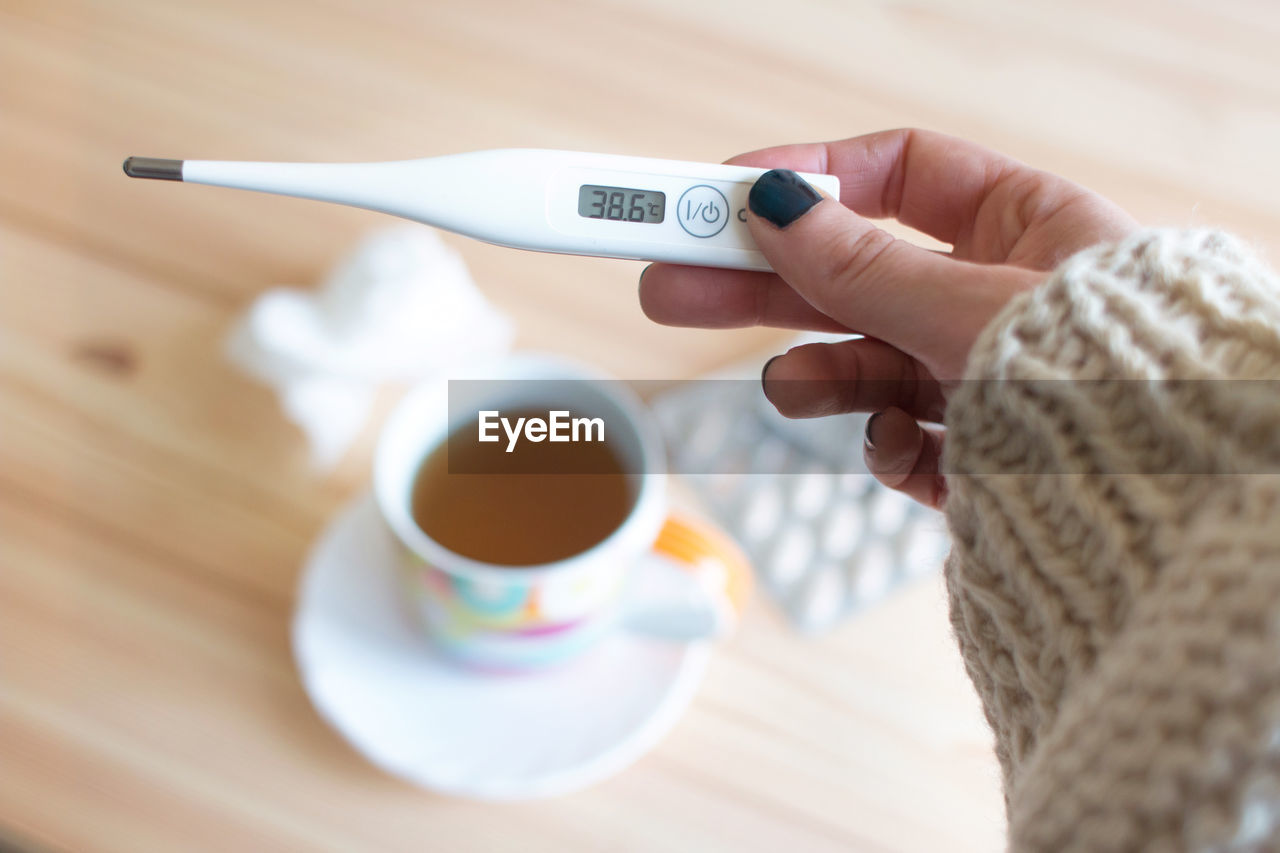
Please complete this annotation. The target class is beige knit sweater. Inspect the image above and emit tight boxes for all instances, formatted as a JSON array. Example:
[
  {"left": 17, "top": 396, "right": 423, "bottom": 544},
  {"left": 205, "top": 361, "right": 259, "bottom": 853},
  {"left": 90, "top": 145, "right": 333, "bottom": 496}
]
[{"left": 943, "top": 229, "right": 1280, "bottom": 851}]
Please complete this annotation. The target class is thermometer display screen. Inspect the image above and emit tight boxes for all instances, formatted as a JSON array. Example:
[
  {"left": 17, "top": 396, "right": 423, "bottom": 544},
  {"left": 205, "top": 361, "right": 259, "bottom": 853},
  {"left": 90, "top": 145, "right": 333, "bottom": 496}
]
[{"left": 578, "top": 184, "right": 665, "bottom": 223}]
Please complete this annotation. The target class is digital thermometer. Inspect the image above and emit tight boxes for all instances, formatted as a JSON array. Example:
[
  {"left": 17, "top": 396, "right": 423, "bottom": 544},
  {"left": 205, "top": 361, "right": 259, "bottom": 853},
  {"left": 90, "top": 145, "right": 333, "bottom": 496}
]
[{"left": 122, "top": 149, "right": 839, "bottom": 271}]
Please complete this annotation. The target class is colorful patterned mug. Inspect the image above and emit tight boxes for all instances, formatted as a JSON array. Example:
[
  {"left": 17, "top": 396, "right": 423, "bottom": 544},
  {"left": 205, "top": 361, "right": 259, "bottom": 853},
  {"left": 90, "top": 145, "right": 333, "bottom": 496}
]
[{"left": 374, "top": 354, "right": 749, "bottom": 671}]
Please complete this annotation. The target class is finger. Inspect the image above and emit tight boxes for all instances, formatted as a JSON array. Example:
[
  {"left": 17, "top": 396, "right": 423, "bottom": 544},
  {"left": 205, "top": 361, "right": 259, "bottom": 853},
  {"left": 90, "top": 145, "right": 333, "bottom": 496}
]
[
  {"left": 863, "top": 406, "right": 947, "bottom": 509},
  {"left": 760, "top": 338, "right": 945, "bottom": 421},
  {"left": 638, "top": 263, "right": 850, "bottom": 331},
  {"left": 638, "top": 129, "right": 1042, "bottom": 333},
  {"left": 746, "top": 169, "right": 1039, "bottom": 376},
  {"left": 722, "top": 129, "right": 1050, "bottom": 245}
]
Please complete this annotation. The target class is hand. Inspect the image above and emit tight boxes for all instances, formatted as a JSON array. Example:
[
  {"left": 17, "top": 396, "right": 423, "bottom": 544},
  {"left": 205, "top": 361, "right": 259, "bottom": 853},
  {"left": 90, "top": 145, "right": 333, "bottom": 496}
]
[{"left": 639, "top": 129, "right": 1137, "bottom": 507}]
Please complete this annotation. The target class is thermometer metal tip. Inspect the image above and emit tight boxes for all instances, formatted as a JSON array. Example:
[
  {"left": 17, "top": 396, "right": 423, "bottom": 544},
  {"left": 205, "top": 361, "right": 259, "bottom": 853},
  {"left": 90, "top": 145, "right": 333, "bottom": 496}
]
[{"left": 122, "top": 157, "right": 184, "bottom": 181}]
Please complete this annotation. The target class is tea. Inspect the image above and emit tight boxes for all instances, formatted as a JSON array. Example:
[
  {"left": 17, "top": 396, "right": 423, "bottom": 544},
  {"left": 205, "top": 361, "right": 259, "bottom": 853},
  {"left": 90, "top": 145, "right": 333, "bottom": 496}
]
[{"left": 410, "top": 407, "right": 634, "bottom": 566}]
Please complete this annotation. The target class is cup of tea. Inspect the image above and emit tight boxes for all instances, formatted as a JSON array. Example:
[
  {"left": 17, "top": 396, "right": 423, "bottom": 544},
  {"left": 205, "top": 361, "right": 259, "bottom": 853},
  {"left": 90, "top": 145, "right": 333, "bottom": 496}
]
[{"left": 374, "top": 353, "right": 749, "bottom": 670}]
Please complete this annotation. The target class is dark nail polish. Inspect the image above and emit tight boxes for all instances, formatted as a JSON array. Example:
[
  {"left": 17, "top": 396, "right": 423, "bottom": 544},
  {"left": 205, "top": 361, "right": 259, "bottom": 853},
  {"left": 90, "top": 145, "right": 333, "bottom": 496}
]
[
  {"left": 748, "top": 169, "right": 823, "bottom": 228},
  {"left": 760, "top": 354, "right": 781, "bottom": 398},
  {"left": 864, "top": 411, "right": 883, "bottom": 454}
]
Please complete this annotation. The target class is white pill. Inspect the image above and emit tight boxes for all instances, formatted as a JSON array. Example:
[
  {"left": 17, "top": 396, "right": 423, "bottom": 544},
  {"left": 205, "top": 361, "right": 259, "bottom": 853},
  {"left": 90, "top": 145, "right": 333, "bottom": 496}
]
[
  {"left": 870, "top": 487, "right": 910, "bottom": 535},
  {"left": 739, "top": 482, "right": 784, "bottom": 543},
  {"left": 765, "top": 525, "right": 815, "bottom": 590},
  {"left": 702, "top": 473, "right": 740, "bottom": 507},
  {"left": 820, "top": 500, "right": 864, "bottom": 559},
  {"left": 687, "top": 407, "right": 732, "bottom": 464},
  {"left": 790, "top": 469, "right": 833, "bottom": 519},
  {"left": 838, "top": 473, "right": 876, "bottom": 499},
  {"left": 797, "top": 564, "right": 847, "bottom": 630},
  {"left": 850, "top": 543, "right": 895, "bottom": 603},
  {"left": 749, "top": 436, "right": 790, "bottom": 474}
]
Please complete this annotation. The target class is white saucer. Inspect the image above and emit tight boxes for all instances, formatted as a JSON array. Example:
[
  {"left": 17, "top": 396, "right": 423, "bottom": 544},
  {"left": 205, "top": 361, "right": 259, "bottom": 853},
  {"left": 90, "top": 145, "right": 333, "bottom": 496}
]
[{"left": 291, "top": 494, "right": 712, "bottom": 800}]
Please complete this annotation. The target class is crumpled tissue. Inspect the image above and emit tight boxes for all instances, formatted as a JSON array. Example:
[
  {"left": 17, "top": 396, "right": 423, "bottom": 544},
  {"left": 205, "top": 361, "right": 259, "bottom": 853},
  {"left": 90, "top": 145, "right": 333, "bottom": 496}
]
[{"left": 227, "top": 224, "right": 514, "bottom": 468}]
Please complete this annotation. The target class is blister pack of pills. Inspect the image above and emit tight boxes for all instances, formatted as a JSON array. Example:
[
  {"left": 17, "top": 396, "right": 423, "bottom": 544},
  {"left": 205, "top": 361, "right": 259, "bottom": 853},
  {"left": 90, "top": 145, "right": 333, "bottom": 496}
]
[{"left": 650, "top": 348, "right": 950, "bottom": 632}]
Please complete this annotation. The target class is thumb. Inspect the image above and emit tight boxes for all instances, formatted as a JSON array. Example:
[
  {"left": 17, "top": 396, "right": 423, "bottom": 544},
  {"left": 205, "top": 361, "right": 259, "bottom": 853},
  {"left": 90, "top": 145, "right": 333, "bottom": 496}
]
[{"left": 746, "top": 169, "right": 1031, "bottom": 376}]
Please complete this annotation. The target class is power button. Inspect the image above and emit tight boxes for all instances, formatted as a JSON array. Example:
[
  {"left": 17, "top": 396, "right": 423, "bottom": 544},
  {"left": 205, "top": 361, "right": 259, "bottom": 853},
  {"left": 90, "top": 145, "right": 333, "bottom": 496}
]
[{"left": 676, "top": 185, "right": 729, "bottom": 238}]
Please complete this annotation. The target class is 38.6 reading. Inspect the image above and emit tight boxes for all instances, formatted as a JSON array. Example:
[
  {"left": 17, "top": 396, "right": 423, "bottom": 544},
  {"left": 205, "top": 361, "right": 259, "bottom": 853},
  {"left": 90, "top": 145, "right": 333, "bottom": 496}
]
[{"left": 577, "top": 184, "right": 665, "bottom": 224}]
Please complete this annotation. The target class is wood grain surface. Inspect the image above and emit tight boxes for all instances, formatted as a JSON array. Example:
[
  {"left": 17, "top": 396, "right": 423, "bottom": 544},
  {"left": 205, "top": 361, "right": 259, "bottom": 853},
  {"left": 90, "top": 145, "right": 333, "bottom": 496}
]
[{"left": 4, "top": 1, "right": 1279, "bottom": 850}]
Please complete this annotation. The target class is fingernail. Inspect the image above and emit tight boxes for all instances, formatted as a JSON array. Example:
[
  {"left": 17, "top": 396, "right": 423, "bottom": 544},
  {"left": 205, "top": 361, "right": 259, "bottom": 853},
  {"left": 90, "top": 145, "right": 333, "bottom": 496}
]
[
  {"left": 748, "top": 169, "right": 823, "bottom": 228},
  {"left": 760, "top": 354, "right": 781, "bottom": 399},
  {"left": 864, "top": 411, "right": 883, "bottom": 454}
]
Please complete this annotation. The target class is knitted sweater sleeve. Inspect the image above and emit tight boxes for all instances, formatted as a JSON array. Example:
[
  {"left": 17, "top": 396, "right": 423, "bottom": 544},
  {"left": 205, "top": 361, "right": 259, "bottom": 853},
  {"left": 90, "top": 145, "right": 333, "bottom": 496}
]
[{"left": 942, "top": 229, "right": 1280, "bottom": 851}]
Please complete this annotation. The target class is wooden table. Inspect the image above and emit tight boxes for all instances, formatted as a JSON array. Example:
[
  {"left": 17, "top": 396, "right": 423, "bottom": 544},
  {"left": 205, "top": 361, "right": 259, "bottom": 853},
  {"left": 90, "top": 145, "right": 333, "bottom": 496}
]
[{"left": 5, "top": 1, "right": 1279, "bottom": 850}]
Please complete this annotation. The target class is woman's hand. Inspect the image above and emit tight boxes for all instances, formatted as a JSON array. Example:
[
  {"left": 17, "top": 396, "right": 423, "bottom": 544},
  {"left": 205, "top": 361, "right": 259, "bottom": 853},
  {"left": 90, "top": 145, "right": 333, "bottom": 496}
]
[{"left": 638, "top": 129, "right": 1136, "bottom": 506}]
